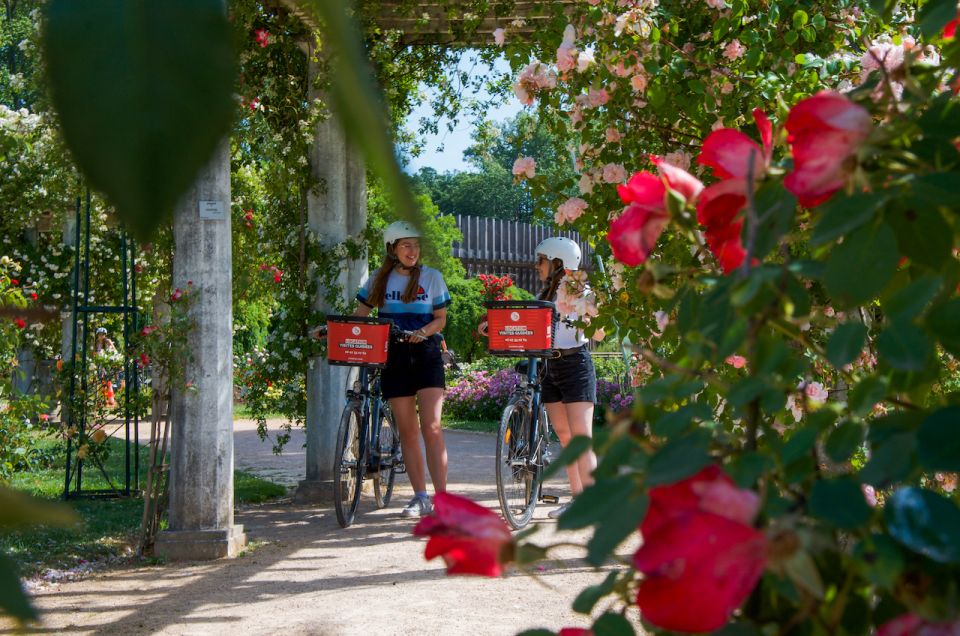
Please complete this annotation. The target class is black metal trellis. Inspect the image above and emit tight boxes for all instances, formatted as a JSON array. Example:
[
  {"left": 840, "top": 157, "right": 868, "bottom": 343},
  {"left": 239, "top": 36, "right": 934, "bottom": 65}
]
[{"left": 62, "top": 189, "right": 141, "bottom": 499}]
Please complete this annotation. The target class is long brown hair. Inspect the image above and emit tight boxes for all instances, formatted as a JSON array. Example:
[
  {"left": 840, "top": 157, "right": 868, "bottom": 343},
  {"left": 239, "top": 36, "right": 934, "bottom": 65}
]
[
  {"left": 538, "top": 258, "right": 565, "bottom": 301},
  {"left": 366, "top": 244, "right": 422, "bottom": 308}
]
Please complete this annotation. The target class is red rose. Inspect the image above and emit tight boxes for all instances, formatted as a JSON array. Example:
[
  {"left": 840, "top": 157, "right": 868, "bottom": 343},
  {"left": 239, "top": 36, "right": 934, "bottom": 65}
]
[
  {"left": 698, "top": 108, "right": 772, "bottom": 181},
  {"left": 609, "top": 196, "right": 671, "bottom": 267},
  {"left": 170, "top": 288, "right": 182, "bottom": 302},
  {"left": 695, "top": 110, "right": 772, "bottom": 274},
  {"left": 559, "top": 629, "right": 594, "bottom": 636},
  {"left": 13, "top": 317, "right": 26, "bottom": 329},
  {"left": 943, "top": 10, "right": 959, "bottom": 39},
  {"left": 634, "top": 466, "right": 766, "bottom": 633},
  {"left": 878, "top": 614, "right": 960, "bottom": 636},
  {"left": 784, "top": 91, "right": 872, "bottom": 208},
  {"left": 10, "top": 279, "right": 18, "bottom": 286},
  {"left": 254, "top": 28, "right": 270, "bottom": 48},
  {"left": 413, "top": 492, "right": 513, "bottom": 577}
]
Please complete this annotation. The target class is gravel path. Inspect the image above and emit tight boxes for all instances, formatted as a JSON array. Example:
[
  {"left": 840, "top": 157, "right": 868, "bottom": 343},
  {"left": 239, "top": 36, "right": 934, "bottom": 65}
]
[{"left": 3, "top": 419, "right": 642, "bottom": 636}]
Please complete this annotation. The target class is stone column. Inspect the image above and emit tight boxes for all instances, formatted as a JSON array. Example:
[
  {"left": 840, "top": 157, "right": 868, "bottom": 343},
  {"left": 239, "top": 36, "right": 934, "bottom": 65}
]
[
  {"left": 155, "top": 142, "right": 246, "bottom": 560},
  {"left": 294, "top": 47, "right": 368, "bottom": 504}
]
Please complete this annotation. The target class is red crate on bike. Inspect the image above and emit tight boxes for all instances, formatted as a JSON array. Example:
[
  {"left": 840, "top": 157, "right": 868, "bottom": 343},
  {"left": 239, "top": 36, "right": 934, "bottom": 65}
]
[
  {"left": 326, "top": 316, "right": 391, "bottom": 367},
  {"left": 485, "top": 300, "right": 556, "bottom": 357}
]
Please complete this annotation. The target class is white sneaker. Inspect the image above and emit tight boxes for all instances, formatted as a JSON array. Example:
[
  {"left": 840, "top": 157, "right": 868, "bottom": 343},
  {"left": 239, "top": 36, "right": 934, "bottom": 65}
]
[
  {"left": 548, "top": 501, "right": 571, "bottom": 520},
  {"left": 401, "top": 496, "right": 433, "bottom": 518}
]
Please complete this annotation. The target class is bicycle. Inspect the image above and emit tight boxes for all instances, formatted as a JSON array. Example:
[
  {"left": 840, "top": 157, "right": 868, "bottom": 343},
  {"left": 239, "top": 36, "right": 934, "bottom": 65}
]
[
  {"left": 495, "top": 357, "right": 561, "bottom": 529},
  {"left": 324, "top": 319, "right": 411, "bottom": 528},
  {"left": 485, "top": 299, "right": 561, "bottom": 530}
]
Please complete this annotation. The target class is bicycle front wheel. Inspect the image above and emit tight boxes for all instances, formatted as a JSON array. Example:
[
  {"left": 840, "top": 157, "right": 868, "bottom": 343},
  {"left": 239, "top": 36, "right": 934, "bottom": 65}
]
[
  {"left": 334, "top": 403, "right": 364, "bottom": 528},
  {"left": 373, "top": 407, "right": 400, "bottom": 508},
  {"left": 496, "top": 396, "right": 540, "bottom": 530}
]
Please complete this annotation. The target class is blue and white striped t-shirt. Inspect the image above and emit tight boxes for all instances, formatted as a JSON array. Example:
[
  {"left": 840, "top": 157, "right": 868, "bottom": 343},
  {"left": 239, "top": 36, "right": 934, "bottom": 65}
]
[{"left": 356, "top": 265, "right": 451, "bottom": 332}]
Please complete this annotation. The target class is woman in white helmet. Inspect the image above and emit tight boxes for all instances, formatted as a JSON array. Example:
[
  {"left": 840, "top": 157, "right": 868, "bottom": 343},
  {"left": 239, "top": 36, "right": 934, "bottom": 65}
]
[
  {"left": 534, "top": 236, "right": 598, "bottom": 520},
  {"left": 354, "top": 220, "right": 451, "bottom": 518}
]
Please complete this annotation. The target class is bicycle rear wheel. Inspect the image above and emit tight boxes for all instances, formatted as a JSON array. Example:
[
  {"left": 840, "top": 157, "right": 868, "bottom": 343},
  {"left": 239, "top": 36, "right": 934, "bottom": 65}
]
[
  {"left": 496, "top": 396, "right": 540, "bottom": 530},
  {"left": 334, "top": 403, "right": 364, "bottom": 528},
  {"left": 373, "top": 407, "right": 400, "bottom": 508}
]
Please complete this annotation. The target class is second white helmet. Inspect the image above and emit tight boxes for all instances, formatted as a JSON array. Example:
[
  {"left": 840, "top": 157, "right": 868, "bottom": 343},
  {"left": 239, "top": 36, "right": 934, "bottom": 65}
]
[
  {"left": 536, "top": 236, "right": 581, "bottom": 270},
  {"left": 383, "top": 220, "right": 422, "bottom": 249}
]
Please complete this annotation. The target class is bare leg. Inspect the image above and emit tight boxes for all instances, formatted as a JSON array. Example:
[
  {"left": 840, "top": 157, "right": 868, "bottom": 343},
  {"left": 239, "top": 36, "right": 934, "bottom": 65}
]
[
  {"left": 564, "top": 401, "right": 596, "bottom": 490},
  {"left": 416, "top": 387, "right": 447, "bottom": 493},
  {"left": 546, "top": 401, "right": 583, "bottom": 494},
  {"left": 389, "top": 396, "right": 426, "bottom": 493}
]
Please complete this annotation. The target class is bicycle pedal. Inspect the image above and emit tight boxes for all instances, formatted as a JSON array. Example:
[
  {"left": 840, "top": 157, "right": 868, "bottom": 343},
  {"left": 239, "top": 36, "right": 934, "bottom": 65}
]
[
  {"left": 394, "top": 463, "right": 406, "bottom": 474},
  {"left": 541, "top": 494, "right": 560, "bottom": 504}
]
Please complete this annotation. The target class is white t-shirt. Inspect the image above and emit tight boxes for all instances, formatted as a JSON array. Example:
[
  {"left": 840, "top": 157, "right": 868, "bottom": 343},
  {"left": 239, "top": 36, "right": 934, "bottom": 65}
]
[{"left": 555, "top": 313, "right": 588, "bottom": 349}]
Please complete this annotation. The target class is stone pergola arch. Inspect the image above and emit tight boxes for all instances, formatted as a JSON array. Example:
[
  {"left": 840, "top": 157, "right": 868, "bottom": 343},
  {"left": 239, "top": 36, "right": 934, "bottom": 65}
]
[{"left": 155, "top": 0, "right": 565, "bottom": 560}]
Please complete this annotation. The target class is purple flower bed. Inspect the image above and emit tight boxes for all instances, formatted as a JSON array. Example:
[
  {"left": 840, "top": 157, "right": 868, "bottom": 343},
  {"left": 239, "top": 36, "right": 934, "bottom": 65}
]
[
  {"left": 445, "top": 368, "right": 634, "bottom": 422},
  {"left": 445, "top": 368, "right": 521, "bottom": 421}
]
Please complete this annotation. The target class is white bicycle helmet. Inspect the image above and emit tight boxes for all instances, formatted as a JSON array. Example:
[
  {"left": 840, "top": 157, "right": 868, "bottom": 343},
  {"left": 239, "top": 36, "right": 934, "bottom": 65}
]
[
  {"left": 383, "top": 220, "right": 422, "bottom": 249},
  {"left": 536, "top": 236, "right": 581, "bottom": 270}
]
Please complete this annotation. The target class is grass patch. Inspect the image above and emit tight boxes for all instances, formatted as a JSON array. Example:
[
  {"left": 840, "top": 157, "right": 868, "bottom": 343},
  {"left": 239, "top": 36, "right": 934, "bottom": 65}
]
[
  {"left": 1, "top": 433, "right": 286, "bottom": 578},
  {"left": 443, "top": 419, "right": 498, "bottom": 433},
  {"left": 233, "top": 402, "right": 283, "bottom": 420}
]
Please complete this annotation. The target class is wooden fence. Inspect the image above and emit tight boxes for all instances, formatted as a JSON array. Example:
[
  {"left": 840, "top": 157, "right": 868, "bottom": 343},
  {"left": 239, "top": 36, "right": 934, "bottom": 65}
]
[{"left": 450, "top": 214, "right": 592, "bottom": 295}]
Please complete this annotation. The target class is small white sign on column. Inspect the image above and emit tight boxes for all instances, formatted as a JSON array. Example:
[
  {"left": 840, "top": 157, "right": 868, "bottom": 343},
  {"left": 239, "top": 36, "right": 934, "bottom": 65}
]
[{"left": 198, "top": 200, "right": 226, "bottom": 220}]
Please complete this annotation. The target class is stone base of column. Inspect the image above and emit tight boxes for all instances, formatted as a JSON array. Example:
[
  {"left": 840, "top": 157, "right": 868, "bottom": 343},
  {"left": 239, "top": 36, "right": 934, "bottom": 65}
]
[
  {"left": 154, "top": 525, "right": 246, "bottom": 561},
  {"left": 293, "top": 478, "right": 335, "bottom": 505}
]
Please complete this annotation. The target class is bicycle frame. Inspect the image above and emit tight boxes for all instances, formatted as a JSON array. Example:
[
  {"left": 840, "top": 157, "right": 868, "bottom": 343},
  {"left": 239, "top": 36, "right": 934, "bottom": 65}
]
[{"left": 348, "top": 367, "right": 387, "bottom": 474}]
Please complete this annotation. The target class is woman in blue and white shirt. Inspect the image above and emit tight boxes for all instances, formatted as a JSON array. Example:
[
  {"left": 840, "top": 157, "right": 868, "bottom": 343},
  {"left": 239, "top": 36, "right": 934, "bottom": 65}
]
[{"left": 355, "top": 221, "right": 451, "bottom": 518}]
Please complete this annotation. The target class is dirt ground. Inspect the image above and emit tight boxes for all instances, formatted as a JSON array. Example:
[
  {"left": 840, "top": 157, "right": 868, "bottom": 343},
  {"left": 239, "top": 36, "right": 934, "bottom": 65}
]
[{"left": 2, "top": 419, "right": 642, "bottom": 636}]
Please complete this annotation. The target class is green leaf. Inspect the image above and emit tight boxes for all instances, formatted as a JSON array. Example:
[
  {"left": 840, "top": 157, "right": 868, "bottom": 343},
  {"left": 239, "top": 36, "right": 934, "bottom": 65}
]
[
  {"left": 916, "top": 406, "right": 960, "bottom": 472},
  {"left": 43, "top": 0, "right": 236, "bottom": 241},
  {"left": 826, "top": 322, "right": 868, "bottom": 368},
  {"left": 558, "top": 475, "right": 637, "bottom": 531},
  {"left": 926, "top": 299, "right": 960, "bottom": 357},
  {"left": 853, "top": 534, "right": 905, "bottom": 589},
  {"left": 918, "top": 0, "right": 960, "bottom": 37},
  {"left": 886, "top": 207, "right": 952, "bottom": 270},
  {"left": 542, "top": 435, "right": 593, "bottom": 481},
  {"left": 645, "top": 431, "right": 712, "bottom": 487},
  {"left": 811, "top": 192, "right": 887, "bottom": 246},
  {"left": 859, "top": 433, "right": 915, "bottom": 487},
  {"left": 573, "top": 571, "right": 620, "bottom": 614},
  {"left": 586, "top": 493, "right": 649, "bottom": 566},
  {"left": 0, "top": 485, "right": 79, "bottom": 528},
  {"left": 909, "top": 172, "right": 960, "bottom": 210},
  {"left": 809, "top": 479, "right": 873, "bottom": 529},
  {"left": 825, "top": 420, "right": 865, "bottom": 463},
  {"left": 517, "top": 631, "right": 555, "bottom": 636},
  {"left": 727, "top": 376, "right": 770, "bottom": 408},
  {"left": 783, "top": 550, "right": 825, "bottom": 599},
  {"left": 849, "top": 376, "right": 889, "bottom": 418},
  {"left": 593, "top": 612, "right": 636, "bottom": 636},
  {"left": 727, "top": 452, "right": 775, "bottom": 488},
  {"left": 295, "top": 0, "right": 421, "bottom": 226},
  {"left": 882, "top": 275, "right": 943, "bottom": 322},
  {"left": 712, "top": 624, "right": 763, "bottom": 636},
  {"left": 650, "top": 403, "right": 712, "bottom": 438},
  {"left": 750, "top": 182, "right": 797, "bottom": 260},
  {"left": 0, "top": 553, "right": 36, "bottom": 624},
  {"left": 886, "top": 487, "right": 960, "bottom": 563},
  {"left": 919, "top": 94, "right": 960, "bottom": 139},
  {"left": 824, "top": 222, "right": 899, "bottom": 308},
  {"left": 876, "top": 322, "right": 933, "bottom": 372},
  {"left": 782, "top": 426, "right": 818, "bottom": 465}
]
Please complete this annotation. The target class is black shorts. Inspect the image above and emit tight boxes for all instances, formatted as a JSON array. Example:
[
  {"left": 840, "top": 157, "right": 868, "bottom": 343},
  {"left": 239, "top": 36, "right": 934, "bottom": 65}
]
[
  {"left": 381, "top": 338, "right": 446, "bottom": 400},
  {"left": 542, "top": 347, "right": 597, "bottom": 404}
]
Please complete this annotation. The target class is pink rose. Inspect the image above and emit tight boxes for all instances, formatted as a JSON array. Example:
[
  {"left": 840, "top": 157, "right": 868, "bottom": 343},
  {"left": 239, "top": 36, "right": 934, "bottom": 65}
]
[
  {"left": 602, "top": 163, "right": 627, "bottom": 184},
  {"left": 723, "top": 39, "right": 746, "bottom": 61},
  {"left": 725, "top": 354, "right": 747, "bottom": 369},
  {"left": 512, "top": 156, "right": 536, "bottom": 179},
  {"left": 555, "top": 197, "right": 588, "bottom": 225},
  {"left": 492, "top": 28, "right": 505, "bottom": 46}
]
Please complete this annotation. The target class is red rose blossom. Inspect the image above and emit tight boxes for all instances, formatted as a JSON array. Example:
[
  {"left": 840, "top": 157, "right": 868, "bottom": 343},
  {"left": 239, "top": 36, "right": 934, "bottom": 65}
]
[
  {"left": 634, "top": 466, "right": 766, "bottom": 633},
  {"left": 783, "top": 91, "right": 872, "bottom": 208},
  {"left": 13, "top": 317, "right": 26, "bottom": 329},
  {"left": 877, "top": 614, "right": 960, "bottom": 636},
  {"left": 413, "top": 492, "right": 513, "bottom": 577},
  {"left": 608, "top": 162, "right": 703, "bottom": 266}
]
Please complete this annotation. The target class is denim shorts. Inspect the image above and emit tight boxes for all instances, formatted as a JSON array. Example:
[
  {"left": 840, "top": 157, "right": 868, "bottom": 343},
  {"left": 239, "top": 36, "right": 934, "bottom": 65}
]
[
  {"left": 542, "top": 347, "right": 597, "bottom": 404},
  {"left": 381, "top": 338, "right": 445, "bottom": 399}
]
